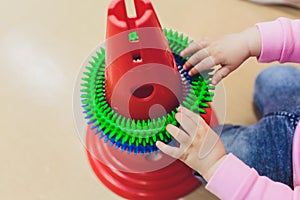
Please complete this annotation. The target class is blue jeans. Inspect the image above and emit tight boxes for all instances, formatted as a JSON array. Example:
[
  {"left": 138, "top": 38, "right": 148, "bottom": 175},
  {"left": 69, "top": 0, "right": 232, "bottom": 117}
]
[{"left": 219, "top": 65, "right": 300, "bottom": 188}]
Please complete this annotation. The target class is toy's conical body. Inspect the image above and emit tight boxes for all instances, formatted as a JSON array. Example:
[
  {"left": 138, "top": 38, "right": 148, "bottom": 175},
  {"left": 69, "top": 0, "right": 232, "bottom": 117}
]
[{"left": 105, "top": 0, "right": 182, "bottom": 120}]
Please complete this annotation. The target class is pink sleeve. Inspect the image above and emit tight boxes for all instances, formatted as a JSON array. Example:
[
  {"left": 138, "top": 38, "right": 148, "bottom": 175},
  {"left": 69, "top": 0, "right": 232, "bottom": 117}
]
[
  {"left": 205, "top": 154, "right": 300, "bottom": 200},
  {"left": 256, "top": 17, "right": 300, "bottom": 63}
]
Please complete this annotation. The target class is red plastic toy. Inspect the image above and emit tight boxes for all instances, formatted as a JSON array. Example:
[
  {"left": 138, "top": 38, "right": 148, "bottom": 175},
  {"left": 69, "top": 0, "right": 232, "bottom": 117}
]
[
  {"left": 105, "top": 0, "right": 182, "bottom": 121},
  {"left": 85, "top": 0, "right": 218, "bottom": 199}
]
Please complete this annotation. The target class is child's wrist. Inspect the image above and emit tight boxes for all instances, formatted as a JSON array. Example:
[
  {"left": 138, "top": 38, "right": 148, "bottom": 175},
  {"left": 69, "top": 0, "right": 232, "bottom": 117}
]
[
  {"left": 241, "top": 26, "right": 261, "bottom": 58},
  {"left": 202, "top": 155, "right": 227, "bottom": 182}
]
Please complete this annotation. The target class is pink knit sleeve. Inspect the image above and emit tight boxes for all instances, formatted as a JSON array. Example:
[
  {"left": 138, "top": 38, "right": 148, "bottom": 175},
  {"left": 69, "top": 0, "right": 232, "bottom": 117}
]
[
  {"left": 256, "top": 17, "right": 300, "bottom": 63},
  {"left": 205, "top": 154, "right": 300, "bottom": 200}
]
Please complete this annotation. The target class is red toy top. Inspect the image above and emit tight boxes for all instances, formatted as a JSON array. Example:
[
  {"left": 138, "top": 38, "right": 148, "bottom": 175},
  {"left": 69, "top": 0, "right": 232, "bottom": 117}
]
[
  {"left": 107, "top": 0, "right": 162, "bottom": 36},
  {"left": 105, "top": 0, "right": 182, "bottom": 121}
]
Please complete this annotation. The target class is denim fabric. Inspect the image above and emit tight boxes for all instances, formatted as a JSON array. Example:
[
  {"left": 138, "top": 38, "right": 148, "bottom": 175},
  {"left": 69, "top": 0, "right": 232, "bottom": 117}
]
[{"left": 219, "top": 65, "right": 300, "bottom": 188}]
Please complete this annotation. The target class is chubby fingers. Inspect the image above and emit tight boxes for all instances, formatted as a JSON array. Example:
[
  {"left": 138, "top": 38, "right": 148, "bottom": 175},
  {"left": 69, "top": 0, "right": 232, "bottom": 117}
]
[
  {"left": 178, "top": 106, "right": 207, "bottom": 128},
  {"left": 180, "top": 39, "right": 213, "bottom": 73},
  {"left": 175, "top": 112, "right": 198, "bottom": 138},
  {"left": 166, "top": 124, "right": 191, "bottom": 144},
  {"left": 180, "top": 42, "right": 202, "bottom": 58},
  {"left": 183, "top": 46, "right": 217, "bottom": 77},
  {"left": 156, "top": 107, "right": 209, "bottom": 157},
  {"left": 156, "top": 141, "right": 181, "bottom": 159},
  {"left": 211, "top": 66, "right": 231, "bottom": 85},
  {"left": 156, "top": 125, "right": 190, "bottom": 158},
  {"left": 188, "top": 56, "right": 216, "bottom": 76},
  {"left": 180, "top": 39, "right": 210, "bottom": 58},
  {"left": 181, "top": 38, "right": 211, "bottom": 59},
  {"left": 183, "top": 48, "right": 210, "bottom": 70}
]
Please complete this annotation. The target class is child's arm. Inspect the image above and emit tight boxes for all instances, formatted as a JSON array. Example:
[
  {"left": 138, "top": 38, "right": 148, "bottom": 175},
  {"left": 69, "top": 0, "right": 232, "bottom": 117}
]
[
  {"left": 156, "top": 107, "right": 300, "bottom": 200},
  {"left": 206, "top": 154, "right": 300, "bottom": 200},
  {"left": 256, "top": 17, "right": 300, "bottom": 63},
  {"left": 182, "top": 17, "right": 300, "bottom": 85}
]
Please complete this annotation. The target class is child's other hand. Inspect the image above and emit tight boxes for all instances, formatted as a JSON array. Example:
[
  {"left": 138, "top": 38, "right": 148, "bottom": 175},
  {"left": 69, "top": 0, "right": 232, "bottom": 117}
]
[
  {"left": 181, "top": 26, "right": 261, "bottom": 85},
  {"left": 156, "top": 107, "right": 226, "bottom": 181}
]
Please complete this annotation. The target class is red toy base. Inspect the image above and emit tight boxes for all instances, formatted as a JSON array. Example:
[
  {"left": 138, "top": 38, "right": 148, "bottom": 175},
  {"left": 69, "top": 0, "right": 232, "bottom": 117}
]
[
  {"left": 86, "top": 129, "right": 201, "bottom": 200},
  {"left": 85, "top": 104, "right": 218, "bottom": 199}
]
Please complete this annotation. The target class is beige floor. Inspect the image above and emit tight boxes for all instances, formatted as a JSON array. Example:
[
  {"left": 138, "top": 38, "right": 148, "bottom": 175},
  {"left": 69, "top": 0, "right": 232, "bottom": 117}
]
[{"left": 1, "top": 0, "right": 300, "bottom": 199}]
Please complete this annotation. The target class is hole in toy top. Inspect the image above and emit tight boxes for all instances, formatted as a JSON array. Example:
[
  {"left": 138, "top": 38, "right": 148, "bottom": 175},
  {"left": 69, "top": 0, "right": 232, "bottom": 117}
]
[
  {"left": 132, "top": 52, "right": 142, "bottom": 63},
  {"left": 125, "top": 0, "right": 137, "bottom": 18},
  {"left": 132, "top": 84, "right": 154, "bottom": 99}
]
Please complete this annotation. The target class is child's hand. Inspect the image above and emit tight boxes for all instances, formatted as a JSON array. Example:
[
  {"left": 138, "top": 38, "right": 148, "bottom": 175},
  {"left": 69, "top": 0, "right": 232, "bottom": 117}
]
[
  {"left": 181, "top": 26, "right": 261, "bottom": 85},
  {"left": 156, "top": 107, "right": 226, "bottom": 181}
]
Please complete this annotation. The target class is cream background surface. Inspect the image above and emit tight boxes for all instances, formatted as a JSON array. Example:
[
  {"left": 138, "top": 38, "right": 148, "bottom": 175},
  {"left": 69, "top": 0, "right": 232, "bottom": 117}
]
[{"left": 1, "top": 0, "right": 300, "bottom": 199}]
